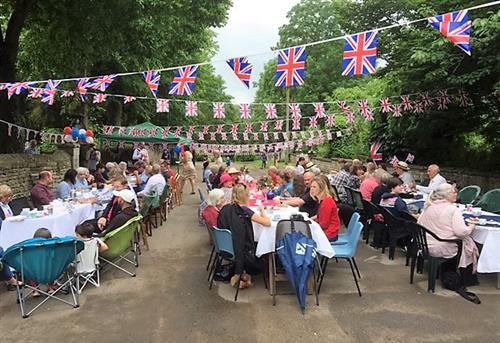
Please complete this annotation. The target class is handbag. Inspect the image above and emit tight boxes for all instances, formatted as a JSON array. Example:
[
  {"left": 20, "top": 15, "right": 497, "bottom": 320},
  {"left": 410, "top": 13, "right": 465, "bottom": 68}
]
[{"left": 441, "top": 269, "right": 481, "bottom": 304}]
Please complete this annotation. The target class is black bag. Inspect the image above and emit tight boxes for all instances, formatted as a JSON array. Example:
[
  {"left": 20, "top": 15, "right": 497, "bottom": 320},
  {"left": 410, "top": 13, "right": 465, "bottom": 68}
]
[
  {"left": 441, "top": 269, "right": 481, "bottom": 304},
  {"left": 214, "top": 263, "right": 234, "bottom": 282}
]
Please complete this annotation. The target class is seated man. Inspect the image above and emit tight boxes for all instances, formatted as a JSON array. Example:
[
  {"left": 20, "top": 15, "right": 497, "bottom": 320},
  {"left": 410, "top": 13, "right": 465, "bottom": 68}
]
[
  {"left": 137, "top": 164, "right": 166, "bottom": 197},
  {"left": 132, "top": 161, "right": 149, "bottom": 193},
  {"left": 96, "top": 189, "right": 139, "bottom": 237},
  {"left": 284, "top": 171, "right": 319, "bottom": 217},
  {"left": 330, "top": 162, "right": 351, "bottom": 202},
  {"left": 416, "top": 164, "right": 446, "bottom": 194},
  {"left": 31, "top": 171, "right": 55, "bottom": 209},
  {"left": 93, "top": 177, "right": 129, "bottom": 231}
]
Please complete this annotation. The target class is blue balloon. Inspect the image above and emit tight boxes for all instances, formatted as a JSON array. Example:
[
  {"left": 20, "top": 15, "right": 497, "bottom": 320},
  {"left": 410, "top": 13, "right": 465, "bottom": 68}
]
[
  {"left": 71, "top": 128, "right": 79, "bottom": 138},
  {"left": 79, "top": 133, "right": 87, "bottom": 141},
  {"left": 175, "top": 145, "right": 181, "bottom": 154}
]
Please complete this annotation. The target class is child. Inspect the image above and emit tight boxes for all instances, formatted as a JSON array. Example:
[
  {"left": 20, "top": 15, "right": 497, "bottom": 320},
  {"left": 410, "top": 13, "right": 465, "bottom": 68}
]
[
  {"left": 75, "top": 222, "right": 108, "bottom": 253},
  {"left": 74, "top": 223, "right": 108, "bottom": 282},
  {"left": 225, "top": 156, "right": 231, "bottom": 168}
]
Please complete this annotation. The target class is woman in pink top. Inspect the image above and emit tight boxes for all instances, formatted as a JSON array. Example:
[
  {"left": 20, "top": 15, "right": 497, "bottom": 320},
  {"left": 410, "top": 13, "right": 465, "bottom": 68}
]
[{"left": 417, "top": 183, "right": 478, "bottom": 272}]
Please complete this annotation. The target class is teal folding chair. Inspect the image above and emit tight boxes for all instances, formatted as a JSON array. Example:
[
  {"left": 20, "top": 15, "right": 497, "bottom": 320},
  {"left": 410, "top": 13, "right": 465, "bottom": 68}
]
[{"left": 457, "top": 185, "right": 481, "bottom": 204}]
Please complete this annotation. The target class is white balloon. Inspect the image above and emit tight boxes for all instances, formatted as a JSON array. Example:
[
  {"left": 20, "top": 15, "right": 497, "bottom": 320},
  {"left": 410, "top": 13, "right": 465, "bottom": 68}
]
[
  {"left": 86, "top": 137, "right": 94, "bottom": 144},
  {"left": 79, "top": 129, "right": 86, "bottom": 135},
  {"left": 64, "top": 134, "right": 73, "bottom": 143}
]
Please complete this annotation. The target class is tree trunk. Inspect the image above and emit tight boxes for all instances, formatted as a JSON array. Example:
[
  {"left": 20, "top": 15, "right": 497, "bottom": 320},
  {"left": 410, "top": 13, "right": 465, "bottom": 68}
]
[{"left": 0, "top": 0, "right": 35, "bottom": 152}]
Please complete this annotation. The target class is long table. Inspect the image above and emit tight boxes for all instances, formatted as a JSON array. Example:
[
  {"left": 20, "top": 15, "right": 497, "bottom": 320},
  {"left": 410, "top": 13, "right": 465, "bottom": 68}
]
[{"left": 0, "top": 203, "right": 96, "bottom": 249}]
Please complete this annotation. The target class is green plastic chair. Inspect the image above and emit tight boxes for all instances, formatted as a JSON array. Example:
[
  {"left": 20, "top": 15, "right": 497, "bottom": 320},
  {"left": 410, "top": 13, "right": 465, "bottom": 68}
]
[
  {"left": 457, "top": 185, "right": 481, "bottom": 204},
  {"left": 99, "top": 215, "right": 142, "bottom": 277},
  {"left": 475, "top": 189, "right": 500, "bottom": 214}
]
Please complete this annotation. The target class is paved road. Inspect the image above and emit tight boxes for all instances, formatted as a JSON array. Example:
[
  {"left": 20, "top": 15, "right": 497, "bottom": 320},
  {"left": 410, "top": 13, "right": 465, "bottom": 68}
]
[{"left": 1, "top": 166, "right": 499, "bottom": 342}]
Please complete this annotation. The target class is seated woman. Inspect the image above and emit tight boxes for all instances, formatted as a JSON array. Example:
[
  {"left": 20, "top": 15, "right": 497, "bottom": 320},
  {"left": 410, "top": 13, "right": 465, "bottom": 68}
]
[
  {"left": 75, "top": 167, "right": 91, "bottom": 190},
  {"left": 202, "top": 189, "right": 226, "bottom": 229},
  {"left": 57, "top": 169, "right": 77, "bottom": 199},
  {"left": 239, "top": 167, "right": 254, "bottom": 185},
  {"left": 219, "top": 173, "right": 234, "bottom": 203},
  {"left": 0, "top": 185, "right": 15, "bottom": 221},
  {"left": 310, "top": 176, "right": 341, "bottom": 242},
  {"left": 275, "top": 170, "right": 294, "bottom": 197},
  {"left": 418, "top": 183, "right": 479, "bottom": 283},
  {"left": 379, "top": 177, "right": 413, "bottom": 218},
  {"left": 217, "top": 184, "right": 271, "bottom": 289}
]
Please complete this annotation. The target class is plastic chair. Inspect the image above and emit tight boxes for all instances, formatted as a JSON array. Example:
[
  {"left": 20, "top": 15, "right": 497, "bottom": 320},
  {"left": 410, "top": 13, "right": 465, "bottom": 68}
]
[
  {"left": 331, "top": 212, "right": 360, "bottom": 245},
  {"left": 208, "top": 227, "right": 240, "bottom": 301},
  {"left": 457, "top": 185, "right": 481, "bottom": 204},
  {"left": 376, "top": 205, "right": 413, "bottom": 261},
  {"left": 318, "top": 222, "right": 364, "bottom": 296},
  {"left": 406, "top": 222, "right": 462, "bottom": 292},
  {"left": 9, "top": 195, "right": 32, "bottom": 215},
  {"left": 475, "top": 189, "right": 500, "bottom": 214},
  {"left": 99, "top": 216, "right": 142, "bottom": 277},
  {"left": 140, "top": 193, "right": 155, "bottom": 237},
  {"left": 1, "top": 237, "right": 84, "bottom": 318},
  {"left": 74, "top": 238, "right": 100, "bottom": 294}
]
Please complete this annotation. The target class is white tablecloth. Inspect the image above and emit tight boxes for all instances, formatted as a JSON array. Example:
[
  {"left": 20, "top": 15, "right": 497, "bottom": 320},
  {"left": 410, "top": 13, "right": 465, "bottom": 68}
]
[
  {"left": 471, "top": 219, "right": 500, "bottom": 273},
  {"left": 0, "top": 203, "right": 96, "bottom": 249},
  {"left": 251, "top": 206, "right": 335, "bottom": 258}
]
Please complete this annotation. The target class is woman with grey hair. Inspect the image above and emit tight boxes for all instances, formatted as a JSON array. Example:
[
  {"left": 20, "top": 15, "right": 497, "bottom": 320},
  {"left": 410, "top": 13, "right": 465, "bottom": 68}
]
[
  {"left": 202, "top": 189, "right": 226, "bottom": 229},
  {"left": 418, "top": 183, "right": 479, "bottom": 279}
]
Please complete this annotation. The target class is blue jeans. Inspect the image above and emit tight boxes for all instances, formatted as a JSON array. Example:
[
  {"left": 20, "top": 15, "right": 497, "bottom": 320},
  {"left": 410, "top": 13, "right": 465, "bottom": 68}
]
[{"left": 0, "top": 247, "right": 14, "bottom": 281}]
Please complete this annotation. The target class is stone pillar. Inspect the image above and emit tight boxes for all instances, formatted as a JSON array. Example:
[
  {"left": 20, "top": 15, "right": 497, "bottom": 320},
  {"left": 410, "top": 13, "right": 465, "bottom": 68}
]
[{"left": 57, "top": 143, "right": 81, "bottom": 168}]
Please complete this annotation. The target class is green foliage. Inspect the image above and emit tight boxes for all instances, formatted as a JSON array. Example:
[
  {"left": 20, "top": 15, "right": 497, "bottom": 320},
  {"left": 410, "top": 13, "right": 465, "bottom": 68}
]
[{"left": 38, "top": 128, "right": 58, "bottom": 154}]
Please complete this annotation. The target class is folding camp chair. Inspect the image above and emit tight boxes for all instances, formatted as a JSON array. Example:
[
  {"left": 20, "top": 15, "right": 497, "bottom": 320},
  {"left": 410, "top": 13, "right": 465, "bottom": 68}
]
[
  {"left": 99, "top": 216, "right": 142, "bottom": 277},
  {"left": 73, "top": 238, "right": 101, "bottom": 294},
  {"left": 1, "top": 237, "right": 84, "bottom": 318}
]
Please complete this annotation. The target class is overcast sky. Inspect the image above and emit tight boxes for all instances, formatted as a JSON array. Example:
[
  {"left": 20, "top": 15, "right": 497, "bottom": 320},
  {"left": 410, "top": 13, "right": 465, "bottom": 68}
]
[{"left": 213, "top": 0, "right": 301, "bottom": 103}]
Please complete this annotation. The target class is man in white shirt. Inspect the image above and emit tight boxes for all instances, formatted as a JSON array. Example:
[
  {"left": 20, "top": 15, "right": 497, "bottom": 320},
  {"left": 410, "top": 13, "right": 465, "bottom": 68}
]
[
  {"left": 137, "top": 164, "right": 166, "bottom": 197},
  {"left": 132, "top": 143, "right": 145, "bottom": 162},
  {"left": 416, "top": 164, "right": 447, "bottom": 194}
]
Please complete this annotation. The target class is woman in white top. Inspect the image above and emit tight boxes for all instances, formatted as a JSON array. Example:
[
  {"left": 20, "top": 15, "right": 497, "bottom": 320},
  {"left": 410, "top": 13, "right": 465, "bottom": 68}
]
[{"left": 0, "top": 185, "right": 14, "bottom": 220}]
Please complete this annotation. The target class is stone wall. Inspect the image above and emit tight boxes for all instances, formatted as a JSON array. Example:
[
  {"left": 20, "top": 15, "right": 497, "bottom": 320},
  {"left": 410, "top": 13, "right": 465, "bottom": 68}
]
[
  {"left": 0, "top": 150, "right": 72, "bottom": 197},
  {"left": 293, "top": 154, "right": 500, "bottom": 192}
]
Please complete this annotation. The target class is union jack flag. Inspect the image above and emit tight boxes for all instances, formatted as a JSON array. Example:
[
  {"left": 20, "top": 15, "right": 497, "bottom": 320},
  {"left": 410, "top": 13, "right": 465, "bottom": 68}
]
[
  {"left": 221, "top": 132, "right": 228, "bottom": 141},
  {"left": 342, "top": 31, "right": 378, "bottom": 76},
  {"left": 252, "top": 133, "right": 259, "bottom": 141},
  {"left": 239, "top": 103, "right": 252, "bottom": 120},
  {"left": 421, "top": 93, "right": 433, "bottom": 107},
  {"left": 458, "top": 89, "right": 470, "bottom": 107},
  {"left": 263, "top": 132, "right": 269, "bottom": 141},
  {"left": 232, "top": 133, "right": 239, "bottom": 141},
  {"left": 413, "top": 101, "right": 424, "bottom": 113},
  {"left": 28, "top": 88, "right": 44, "bottom": 99},
  {"left": 390, "top": 155, "right": 399, "bottom": 167},
  {"left": 76, "top": 78, "right": 92, "bottom": 101},
  {"left": 6, "top": 82, "right": 30, "bottom": 99},
  {"left": 358, "top": 99, "right": 374, "bottom": 121},
  {"left": 216, "top": 125, "right": 224, "bottom": 134},
  {"left": 124, "top": 96, "right": 136, "bottom": 104},
  {"left": 264, "top": 103, "right": 278, "bottom": 119},
  {"left": 198, "top": 132, "right": 205, "bottom": 141},
  {"left": 274, "top": 120, "right": 283, "bottom": 131},
  {"left": 245, "top": 123, "right": 253, "bottom": 133},
  {"left": 292, "top": 118, "right": 301, "bottom": 130},
  {"left": 210, "top": 132, "right": 216, "bottom": 141},
  {"left": 202, "top": 126, "right": 210, "bottom": 135},
  {"left": 226, "top": 57, "right": 253, "bottom": 88},
  {"left": 428, "top": 10, "right": 471, "bottom": 55},
  {"left": 143, "top": 70, "right": 161, "bottom": 97},
  {"left": 273, "top": 132, "right": 280, "bottom": 140},
  {"left": 243, "top": 132, "right": 249, "bottom": 141},
  {"left": 213, "top": 102, "right": 225, "bottom": 119},
  {"left": 309, "top": 116, "right": 318, "bottom": 128},
  {"left": 405, "top": 153, "right": 415, "bottom": 163},
  {"left": 275, "top": 46, "right": 307, "bottom": 88},
  {"left": 162, "top": 128, "right": 170, "bottom": 138},
  {"left": 380, "top": 97, "right": 392, "bottom": 113},
  {"left": 188, "top": 126, "right": 195, "bottom": 135},
  {"left": 346, "top": 110, "right": 355, "bottom": 124},
  {"left": 326, "top": 115, "right": 336, "bottom": 127},
  {"left": 185, "top": 101, "right": 198, "bottom": 117},
  {"left": 289, "top": 103, "right": 301, "bottom": 119},
  {"left": 61, "top": 91, "right": 74, "bottom": 98},
  {"left": 260, "top": 121, "right": 268, "bottom": 132},
  {"left": 337, "top": 101, "right": 352, "bottom": 114},
  {"left": 168, "top": 65, "right": 198, "bottom": 96},
  {"left": 93, "top": 93, "right": 107, "bottom": 104},
  {"left": 41, "top": 80, "right": 61, "bottom": 105},
  {"left": 313, "top": 102, "right": 326, "bottom": 118},
  {"left": 149, "top": 128, "right": 158, "bottom": 137},
  {"left": 401, "top": 95, "right": 413, "bottom": 111},
  {"left": 156, "top": 99, "right": 169, "bottom": 113},
  {"left": 437, "top": 98, "right": 448, "bottom": 110},
  {"left": 174, "top": 127, "right": 182, "bottom": 138},
  {"left": 391, "top": 104, "right": 402, "bottom": 118},
  {"left": 438, "top": 89, "right": 451, "bottom": 105},
  {"left": 91, "top": 74, "right": 117, "bottom": 91}
]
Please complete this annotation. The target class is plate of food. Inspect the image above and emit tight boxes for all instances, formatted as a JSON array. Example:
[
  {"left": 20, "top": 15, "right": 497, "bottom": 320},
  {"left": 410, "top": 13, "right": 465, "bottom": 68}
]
[{"left": 465, "top": 217, "right": 481, "bottom": 224}]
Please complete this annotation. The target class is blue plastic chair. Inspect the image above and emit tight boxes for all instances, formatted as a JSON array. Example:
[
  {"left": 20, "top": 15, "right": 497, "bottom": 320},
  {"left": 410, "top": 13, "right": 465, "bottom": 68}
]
[
  {"left": 1, "top": 237, "right": 84, "bottom": 318},
  {"left": 331, "top": 212, "right": 360, "bottom": 245},
  {"left": 318, "top": 222, "right": 364, "bottom": 297},
  {"left": 208, "top": 227, "right": 241, "bottom": 301}
]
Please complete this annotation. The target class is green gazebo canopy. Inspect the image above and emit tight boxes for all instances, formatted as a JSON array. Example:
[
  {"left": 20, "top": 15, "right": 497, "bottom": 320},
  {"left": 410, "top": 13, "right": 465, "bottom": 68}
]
[{"left": 99, "top": 121, "right": 190, "bottom": 145}]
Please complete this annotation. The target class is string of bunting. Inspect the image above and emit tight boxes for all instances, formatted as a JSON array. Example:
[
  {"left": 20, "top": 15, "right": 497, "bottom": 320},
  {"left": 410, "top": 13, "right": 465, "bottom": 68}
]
[
  {"left": 0, "top": 2, "right": 497, "bottom": 99},
  {"left": 0, "top": 119, "right": 65, "bottom": 144}
]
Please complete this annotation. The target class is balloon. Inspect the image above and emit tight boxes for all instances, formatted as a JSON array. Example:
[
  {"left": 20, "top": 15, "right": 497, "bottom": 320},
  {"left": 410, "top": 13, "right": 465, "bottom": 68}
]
[
  {"left": 86, "top": 136, "right": 94, "bottom": 144},
  {"left": 79, "top": 129, "right": 86, "bottom": 135},
  {"left": 63, "top": 127, "right": 72, "bottom": 135},
  {"left": 71, "top": 128, "right": 79, "bottom": 138},
  {"left": 79, "top": 133, "right": 87, "bottom": 141},
  {"left": 64, "top": 134, "right": 73, "bottom": 143},
  {"left": 175, "top": 145, "right": 181, "bottom": 154},
  {"left": 86, "top": 130, "right": 94, "bottom": 137}
]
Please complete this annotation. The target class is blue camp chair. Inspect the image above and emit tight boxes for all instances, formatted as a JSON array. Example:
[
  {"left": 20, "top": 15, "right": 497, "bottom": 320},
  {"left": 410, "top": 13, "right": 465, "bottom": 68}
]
[
  {"left": 317, "top": 222, "right": 364, "bottom": 297},
  {"left": 208, "top": 227, "right": 240, "bottom": 301},
  {"left": 1, "top": 237, "right": 84, "bottom": 318},
  {"left": 331, "top": 212, "right": 361, "bottom": 245}
]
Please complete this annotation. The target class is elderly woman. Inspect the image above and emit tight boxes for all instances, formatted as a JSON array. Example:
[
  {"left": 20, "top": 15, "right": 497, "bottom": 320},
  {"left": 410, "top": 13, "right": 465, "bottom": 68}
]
[
  {"left": 75, "top": 167, "right": 91, "bottom": 190},
  {"left": 0, "top": 185, "right": 14, "bottom": 221},
  {"left": 418, "top": 183, "right": 479, "bottom": 278},
  {"left": 202, "top": 189, "right": 226, "bottom": 229},
  {"left": 218, "top": 184, "right": 271, "bottom": 289}
]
